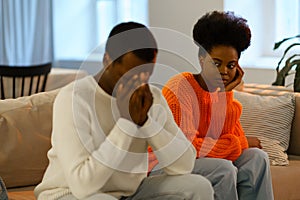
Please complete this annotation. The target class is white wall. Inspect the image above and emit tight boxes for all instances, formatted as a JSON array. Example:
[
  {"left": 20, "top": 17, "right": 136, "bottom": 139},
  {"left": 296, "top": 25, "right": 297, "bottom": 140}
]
[
  {"left": 148, "top": 0, "right": 226, "bottom": 86},
  {"left": 243, "top": 68, "right": 276, "bottom": 84},
  {"left": 148, "top": 0, "right": 223, "bottom": 37},
  {"left": 147, "top": 0, "right": 278, "bottom": 85}
]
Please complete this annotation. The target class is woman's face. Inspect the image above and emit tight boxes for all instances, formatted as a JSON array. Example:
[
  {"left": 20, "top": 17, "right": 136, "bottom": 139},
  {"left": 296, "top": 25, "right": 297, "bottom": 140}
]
[{"left": 200, "top": 45, "right": 239, "bottom": 91}]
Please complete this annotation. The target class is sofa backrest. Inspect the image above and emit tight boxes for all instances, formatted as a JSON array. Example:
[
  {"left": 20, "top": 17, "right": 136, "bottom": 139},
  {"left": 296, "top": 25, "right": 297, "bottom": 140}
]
[
  {"left": 0, "top": 89, "right": 59, "bottom": 188},
  {"left": 289, "top": 94, "right": 300, "bottom": 155},
  {"left": 241, "top": 84, "right": 300, "bottom": 156}
]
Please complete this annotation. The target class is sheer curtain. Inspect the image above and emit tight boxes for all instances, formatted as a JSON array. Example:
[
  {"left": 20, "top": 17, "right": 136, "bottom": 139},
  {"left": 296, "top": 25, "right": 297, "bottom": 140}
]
[{"left": 0, "top": 0, "right": 53, "bottom": 66}]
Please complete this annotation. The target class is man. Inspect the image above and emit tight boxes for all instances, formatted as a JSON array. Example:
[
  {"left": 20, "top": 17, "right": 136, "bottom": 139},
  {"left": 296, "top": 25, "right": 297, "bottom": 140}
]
[{"left": 34, "top": 22, "right": 213, "bottom": 200}]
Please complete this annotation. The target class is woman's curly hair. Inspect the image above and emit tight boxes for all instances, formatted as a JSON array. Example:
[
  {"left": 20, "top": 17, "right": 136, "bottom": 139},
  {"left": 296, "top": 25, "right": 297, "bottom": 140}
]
[{"left": 193, "top": 11, "right": 251, "bottom": 58}]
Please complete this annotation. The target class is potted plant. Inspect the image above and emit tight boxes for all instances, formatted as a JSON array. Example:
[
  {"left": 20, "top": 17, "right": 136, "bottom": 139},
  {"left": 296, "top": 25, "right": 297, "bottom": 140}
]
[{"left": 272, "top": 34, "right": 300, "bottom": 92}]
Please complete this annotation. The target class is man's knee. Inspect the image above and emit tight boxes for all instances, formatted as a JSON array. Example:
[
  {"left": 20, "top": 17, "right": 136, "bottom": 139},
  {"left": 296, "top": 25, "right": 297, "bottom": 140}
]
[{"left": 185, "top": 174, "right": 214, "bottom": 199}]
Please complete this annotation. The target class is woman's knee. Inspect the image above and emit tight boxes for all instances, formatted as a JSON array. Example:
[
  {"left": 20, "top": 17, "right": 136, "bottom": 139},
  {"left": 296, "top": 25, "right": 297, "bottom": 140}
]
[
  {"left": 193, "top": 158, "right": 237, "bottom": 183},
  {"left": 194, "top": 158, "right": 236, "bottom": 173},
  {"left": 244, "top": 148, "right": 269, "bottom": 165}
]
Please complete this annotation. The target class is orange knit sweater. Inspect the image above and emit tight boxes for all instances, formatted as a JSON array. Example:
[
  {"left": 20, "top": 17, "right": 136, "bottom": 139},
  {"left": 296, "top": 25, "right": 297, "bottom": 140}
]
[{"left": 161, "top": 72, "right": 248, "bottom": 161}]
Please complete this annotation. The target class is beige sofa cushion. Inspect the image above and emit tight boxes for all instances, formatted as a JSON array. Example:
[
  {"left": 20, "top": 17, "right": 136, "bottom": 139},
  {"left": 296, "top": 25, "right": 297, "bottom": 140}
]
[
  {"left": 234, "top": 91, "right": 295, "bottom": 165},
  {"left": 0, "top": 90, "right": 59, "bottom": 188},
  {"left": 271, "top": 160, "right": 300, "bottom": 200},
  {"left": 241, "top": 84, "right": 300, "bottom": 156}
]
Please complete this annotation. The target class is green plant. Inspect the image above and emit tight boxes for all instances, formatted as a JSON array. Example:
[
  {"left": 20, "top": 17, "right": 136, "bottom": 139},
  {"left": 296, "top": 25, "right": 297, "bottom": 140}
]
[{"left": 272, "top": 34, "right": 300, "bottom": 92}]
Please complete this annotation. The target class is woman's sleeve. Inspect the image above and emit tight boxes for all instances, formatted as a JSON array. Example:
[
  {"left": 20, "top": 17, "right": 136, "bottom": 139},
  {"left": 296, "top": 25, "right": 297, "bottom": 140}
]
[{"left": 163, "top": 86, "right": 243, "bottom": 162}]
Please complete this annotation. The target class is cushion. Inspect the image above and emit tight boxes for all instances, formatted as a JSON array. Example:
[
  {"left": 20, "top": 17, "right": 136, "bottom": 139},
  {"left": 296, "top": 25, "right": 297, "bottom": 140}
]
[
  {"left": 0, "top": 90, "right": 59, "bottom": 188},
  {"left": 233, "top": 90, "right": 295, "bottom": 165},
  {"left": 270, "top": 160, "right": 300, "bottom": 200},
  {"left": 241, "top": 85, "right": 300, "bottom": 156}
]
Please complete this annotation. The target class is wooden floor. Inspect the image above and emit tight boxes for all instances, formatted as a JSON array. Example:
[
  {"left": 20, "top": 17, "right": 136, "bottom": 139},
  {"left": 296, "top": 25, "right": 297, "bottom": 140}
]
[{"left": 8, "top": 191, "right": 36, "bottom": 200}]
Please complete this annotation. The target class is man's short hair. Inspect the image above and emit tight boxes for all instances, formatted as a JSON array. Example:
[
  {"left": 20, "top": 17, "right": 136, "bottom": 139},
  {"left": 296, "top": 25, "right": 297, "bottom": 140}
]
[{"left": 105, "top": 22, "right": 158, "bottom": 62}]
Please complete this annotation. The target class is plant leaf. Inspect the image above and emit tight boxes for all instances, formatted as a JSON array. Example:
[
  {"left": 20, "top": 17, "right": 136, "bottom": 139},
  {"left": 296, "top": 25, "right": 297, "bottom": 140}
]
[
  {"left": 276, "top": 43, "right": 300, "bottom": 70},
  {"left": 294, "top": 63, "right": 300, "bottom": 92},
  {"left": 273, "top": 34, "right": 300, "bottom": 50},
  {"left": 273, "top": 54, "right": 300, "bottom": 86}
]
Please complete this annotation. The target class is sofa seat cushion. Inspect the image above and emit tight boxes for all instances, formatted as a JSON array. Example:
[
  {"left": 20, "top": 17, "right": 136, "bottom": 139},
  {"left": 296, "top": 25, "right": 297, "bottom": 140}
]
[
  {"left": 0, "top": 90, "right": 59, "bottom": 188},
  {"left": 271, "top": 160, "right": 300, "bottom": 200}
]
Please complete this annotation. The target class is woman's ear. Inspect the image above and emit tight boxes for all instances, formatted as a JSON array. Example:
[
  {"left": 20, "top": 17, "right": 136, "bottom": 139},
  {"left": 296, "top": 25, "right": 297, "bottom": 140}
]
[
  {"left": 198, "top": 56, "right": 205, "bottom": 67},
  {"left": 103, "top": 53, "right": 112, "bottom": 67}
]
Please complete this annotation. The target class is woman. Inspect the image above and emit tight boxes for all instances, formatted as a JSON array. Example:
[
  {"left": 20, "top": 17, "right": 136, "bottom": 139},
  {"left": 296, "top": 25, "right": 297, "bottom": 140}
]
[{"left": 161, "top": 11, "right": 274, "bottom": 200}]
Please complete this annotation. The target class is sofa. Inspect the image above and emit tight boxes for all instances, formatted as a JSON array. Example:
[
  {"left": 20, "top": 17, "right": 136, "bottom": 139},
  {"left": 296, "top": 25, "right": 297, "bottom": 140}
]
[
  {"left": 235, "top": 83, "right": 300, "bottom": 200},
  {"left": 0, "top": 83, "right": 299, "bottom": 200}
]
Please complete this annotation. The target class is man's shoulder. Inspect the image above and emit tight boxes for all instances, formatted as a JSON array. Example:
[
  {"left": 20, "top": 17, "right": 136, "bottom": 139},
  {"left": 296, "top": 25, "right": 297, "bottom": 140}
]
[
  {"left": 55, "top": 76, "right": 95, "bottom": 100},
  {"left": 59, "top": 76, "right": 94, "bottom": 92}
]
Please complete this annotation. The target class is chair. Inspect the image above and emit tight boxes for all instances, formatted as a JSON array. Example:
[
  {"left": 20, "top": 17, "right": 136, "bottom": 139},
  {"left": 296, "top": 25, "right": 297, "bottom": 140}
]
[{"left": 0, "top": 63, "right": 52, "bottom": 99}]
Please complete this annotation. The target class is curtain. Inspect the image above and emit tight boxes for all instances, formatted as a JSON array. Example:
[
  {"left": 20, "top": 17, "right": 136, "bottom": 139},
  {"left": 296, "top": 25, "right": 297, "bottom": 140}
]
[{"left": 0, "top": 0, "right": 52, "bottom": 66}]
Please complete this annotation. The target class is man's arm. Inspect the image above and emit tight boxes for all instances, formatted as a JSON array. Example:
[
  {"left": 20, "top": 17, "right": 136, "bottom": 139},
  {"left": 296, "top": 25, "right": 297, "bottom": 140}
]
[
  {"left": 52, "top": 87, "right": 138, "bottom": 199},
  {"left": 142, "top": 87, "right": 196, "bottom": 175}
]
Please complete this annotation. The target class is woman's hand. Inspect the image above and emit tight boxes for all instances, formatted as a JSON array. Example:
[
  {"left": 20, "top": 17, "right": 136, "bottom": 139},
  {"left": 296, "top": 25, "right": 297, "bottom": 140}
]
[
  {"left": 246, "top": 136, "right": 262, "bottom": 149},
  {"left": 225, "top": 65, "right": 244, "bottom": 91}
]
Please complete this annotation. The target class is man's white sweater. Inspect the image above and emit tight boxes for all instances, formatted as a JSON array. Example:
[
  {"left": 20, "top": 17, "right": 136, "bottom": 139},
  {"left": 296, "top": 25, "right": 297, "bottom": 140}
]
[{"left": 34, "top": 76, "right": 196, "bottom": 199}]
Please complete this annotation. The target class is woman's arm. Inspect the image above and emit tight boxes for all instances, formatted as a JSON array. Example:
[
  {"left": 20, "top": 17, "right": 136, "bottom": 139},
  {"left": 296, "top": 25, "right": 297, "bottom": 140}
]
[{"left": 163, "top": 86, "right": 244, "bottom": 162}]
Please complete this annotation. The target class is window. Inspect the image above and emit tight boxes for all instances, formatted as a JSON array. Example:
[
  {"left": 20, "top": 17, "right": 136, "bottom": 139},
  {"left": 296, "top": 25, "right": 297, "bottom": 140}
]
[
  {"left": 97, "top": 0, "right": 148, "bottom": 44},
  {"left": 52, "top": 0, "right": 148, "bottom": 63},
  {"left": 224, "top": 0, "right": 300, "bottom": 68}
]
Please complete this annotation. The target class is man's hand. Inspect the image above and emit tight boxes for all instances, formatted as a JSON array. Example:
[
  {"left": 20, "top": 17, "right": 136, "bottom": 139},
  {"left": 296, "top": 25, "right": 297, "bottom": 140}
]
[
  {"left": 225, "top": 65, "right": 244, "bottom": 91},
  {"left": 116, "top": 74, "right": 153, "bottom": 126},
  {"left": 246, "top": 136, "right": 262, "bottom": 149}
]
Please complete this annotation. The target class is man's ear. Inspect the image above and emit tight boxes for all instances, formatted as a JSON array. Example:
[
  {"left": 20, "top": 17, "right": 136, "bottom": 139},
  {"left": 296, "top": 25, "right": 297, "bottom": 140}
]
[{"left": 103, "top": 53, "right": 112, "bottom": 67}]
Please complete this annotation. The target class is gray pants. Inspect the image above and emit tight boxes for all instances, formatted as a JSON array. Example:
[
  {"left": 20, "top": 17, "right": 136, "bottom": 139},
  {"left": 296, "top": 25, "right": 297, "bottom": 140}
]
[
  {"left": 151, "top": 148, "right": 274, "bottom": 200},
  {"left": 123, "top": 174, "right": 213, "bottom": 200},
  {"left": 191, "top": 148, "right": 274, "bottom": 200},
  {"left": 60, "top": 174, "right": 214, "bottom": 200}
]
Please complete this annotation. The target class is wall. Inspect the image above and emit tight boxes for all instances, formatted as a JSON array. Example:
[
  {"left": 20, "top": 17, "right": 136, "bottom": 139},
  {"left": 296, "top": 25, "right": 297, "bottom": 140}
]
[
  {"left": 147, "top": 0, "right": 280, "bottom": 86},
  {"left": 243, "top": 67, "right": 295, "bottom": 88},
  {"left": 148, "top": 0, "right": 223, "bottom": 37},
  {"left": 243, "top": 68, "right": 276, "bottom": 84},
  {"left": 148, "top": 0, "right": 225, "bottom": 86}
]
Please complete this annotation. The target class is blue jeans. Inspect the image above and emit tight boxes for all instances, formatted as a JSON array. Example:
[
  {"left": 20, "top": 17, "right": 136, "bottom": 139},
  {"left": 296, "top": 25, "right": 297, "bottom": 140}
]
[
  {"left": 60, "top": 174, "right": 214, "bottom": 200},
  {"left": 192, "top": 148, "right": 274, "bottom": 200},
  {"left": 150, "top": 148, "right": 274, "bottom": 200},
  {"left": 123, "top": 174, "right": 213, "bottom": 200}
]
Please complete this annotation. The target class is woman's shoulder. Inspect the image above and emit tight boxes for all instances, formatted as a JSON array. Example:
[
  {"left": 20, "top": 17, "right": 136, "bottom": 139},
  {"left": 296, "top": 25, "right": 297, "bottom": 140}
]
[{"left": 164, "top": 72, "right": 195, "bottom": 91}]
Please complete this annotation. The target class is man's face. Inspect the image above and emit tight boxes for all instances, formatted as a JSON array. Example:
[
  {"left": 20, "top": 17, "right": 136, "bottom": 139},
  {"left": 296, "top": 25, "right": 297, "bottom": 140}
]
[{"left": 113, "top": 52, "right": 155, "bottom": 89}]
